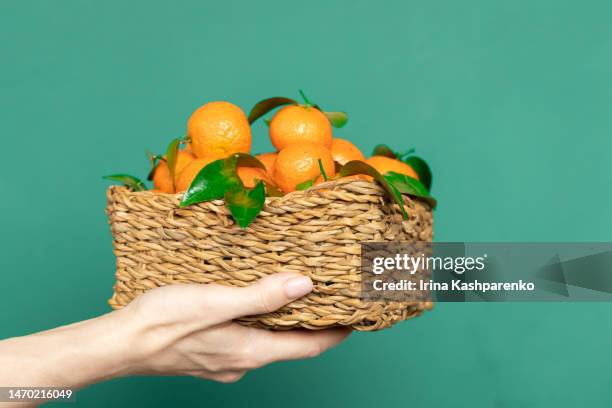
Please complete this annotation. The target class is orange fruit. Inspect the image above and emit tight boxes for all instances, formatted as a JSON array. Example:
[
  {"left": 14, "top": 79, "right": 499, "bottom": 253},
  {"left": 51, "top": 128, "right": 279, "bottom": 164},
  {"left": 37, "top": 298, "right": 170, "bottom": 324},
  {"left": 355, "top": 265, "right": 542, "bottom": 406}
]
[
  {"left": 330, "top": 138, "right": 365, "bottom": 165},
  {"left": 237, "top": 167, "right": 273, "bottom": 188},
  {"left": 152, "top": 162, "right": 174, "bottom": 193},
  {"left": 152, "top": 150, "right": 195, "bottom": 193},
  {"left": 255, "top": 152, "right": 277, "bottom": 174},
  {"left": 150, "top": 189, "right": 164, "bottom": 194},
  {"left": 187, "top": 101, "right": 252, "bottom": 158},
  {"left": 273, "top": 142, "right": 335, "bottom": 193},
  {"left": 366, "top": 156, "right": 419, "bottom": 179},
  {"left": 269, "top": 105, "right": 332, "bottom": 150},
  {"left": 175, "top": 156, "right": 218, "bottom": 192},
  {"left": 172, "top": 150, "right": 196, "bottom": 183}
]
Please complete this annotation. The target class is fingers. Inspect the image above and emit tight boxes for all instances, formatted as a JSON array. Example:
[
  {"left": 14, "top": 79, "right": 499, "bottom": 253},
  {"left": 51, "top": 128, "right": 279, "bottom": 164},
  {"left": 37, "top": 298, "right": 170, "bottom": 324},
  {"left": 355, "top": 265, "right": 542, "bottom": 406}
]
[
  {"left": 246, "top": 328, "right": 352, "bottom": 367},
  {"left": 131, "top": 272, "right": 314, "bottom": 329},
  {"left": 236, "top": 272, "right": 314, "bottom": 317},
  {"left": 196, "top": 370, "right": 246, "bottom": 384},
  {"left": 203, "top": 272, "right": 314, "bottom": 322}
]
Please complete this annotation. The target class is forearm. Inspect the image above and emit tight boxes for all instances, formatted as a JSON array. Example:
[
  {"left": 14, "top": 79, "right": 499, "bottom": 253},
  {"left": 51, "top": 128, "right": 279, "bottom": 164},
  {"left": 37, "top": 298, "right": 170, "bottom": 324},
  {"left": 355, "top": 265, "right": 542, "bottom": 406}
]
[{"left": 0, "top": 309, "right": 142, "bottom": 389}]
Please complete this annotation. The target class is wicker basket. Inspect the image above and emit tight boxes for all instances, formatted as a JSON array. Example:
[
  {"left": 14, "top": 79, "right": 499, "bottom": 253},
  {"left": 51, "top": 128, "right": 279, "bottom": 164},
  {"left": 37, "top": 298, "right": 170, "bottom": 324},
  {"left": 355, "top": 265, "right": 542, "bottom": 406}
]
[{"left": 106, "top": 178, "right": 433, "bottom": 331}]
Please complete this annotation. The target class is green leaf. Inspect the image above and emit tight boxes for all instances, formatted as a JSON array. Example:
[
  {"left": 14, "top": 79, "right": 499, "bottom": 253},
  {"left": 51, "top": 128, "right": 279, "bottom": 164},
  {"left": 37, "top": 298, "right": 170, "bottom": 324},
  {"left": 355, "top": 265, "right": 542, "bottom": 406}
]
[
  {"left": 265, "top": 183, "right": 284, "bottom": 197},
  {"left": 384, "top": 171, "right": 429, "bottom": 196},
  {"left": 180, "top": 153, "right": 267, "bottom": 208},
  {"left": 372, "top": 144, "right": 398, "bottom": 159},
  {"left": 180, "top": 156, "right": 242, "bottom": 207},
  {"left": 248, "top": 97, "right": 298, "bottom": 124},
  {"left": 235, "top": 153, "right": 266, "bottom": 170},
  {"left": 103, "top": 174, "right": 147, "bottom": 191},
  {"left": 334, "top": 161, "right": 344, "bottom": 173},
  {"left": 296, "top": 179, "right": 314, "bottom": 190},
  {"left": 323, "top": 111, "right": 348, "bottom": 128},
  {"left": 298, "top": 89, "right": 314, "bottom": 106},
  {"left": 404, "top": 156, "right": 432, "bottom": 191},
  {"left": 384, "top": 171, "right": 437, "bottom": 208},
  {"left": 146, "top": 150, "right": 162, "bottom": 181},
  {"left": 372, "top": 145, "right": 417, "bottom": 160},
  {"left": 370, "top": 144, "right": 434, "bottom": 192},
  {"left": 165, "top": 138, "right": 181, "bottom": 183},
  {"left": 318, "top": 158, "right": 329, "bottom": 181},
  {"left": 225, "top": 181, "right": 266, "bottom": 228},
  {"left": 398, "top": 148, "right": 416, "bottom": 159},
  {"left": 338, "top": 161, "right": 408, "bottom": 219}
]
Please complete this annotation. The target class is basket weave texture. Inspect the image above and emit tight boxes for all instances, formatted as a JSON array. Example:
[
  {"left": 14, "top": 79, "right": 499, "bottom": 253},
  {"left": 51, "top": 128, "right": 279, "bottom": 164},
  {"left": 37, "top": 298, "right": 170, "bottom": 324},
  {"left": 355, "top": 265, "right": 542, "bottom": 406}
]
[{"left": 107, "top": 179, "right": 433, "bottom": 331}]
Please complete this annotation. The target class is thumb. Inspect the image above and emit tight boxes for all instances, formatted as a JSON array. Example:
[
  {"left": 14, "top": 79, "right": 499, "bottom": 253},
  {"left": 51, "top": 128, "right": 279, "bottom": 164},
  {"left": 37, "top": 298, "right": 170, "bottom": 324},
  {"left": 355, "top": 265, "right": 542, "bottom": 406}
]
[{"left": 215, "top": 272, "right": 313, "bottom": 321}]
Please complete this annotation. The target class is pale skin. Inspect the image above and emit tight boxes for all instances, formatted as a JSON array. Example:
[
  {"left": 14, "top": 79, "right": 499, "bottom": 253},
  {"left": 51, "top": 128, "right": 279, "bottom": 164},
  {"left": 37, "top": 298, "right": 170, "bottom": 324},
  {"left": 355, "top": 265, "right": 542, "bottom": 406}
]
[{"left": 0, "top": 273, "right": 351, "bottom": 407}]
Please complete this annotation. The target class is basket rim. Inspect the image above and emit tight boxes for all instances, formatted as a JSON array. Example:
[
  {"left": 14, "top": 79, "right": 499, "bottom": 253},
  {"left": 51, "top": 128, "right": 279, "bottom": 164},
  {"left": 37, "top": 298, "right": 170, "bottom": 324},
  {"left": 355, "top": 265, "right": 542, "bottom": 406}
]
[{"left": 107, "top": 178, "right": 431, "bottom": 207}]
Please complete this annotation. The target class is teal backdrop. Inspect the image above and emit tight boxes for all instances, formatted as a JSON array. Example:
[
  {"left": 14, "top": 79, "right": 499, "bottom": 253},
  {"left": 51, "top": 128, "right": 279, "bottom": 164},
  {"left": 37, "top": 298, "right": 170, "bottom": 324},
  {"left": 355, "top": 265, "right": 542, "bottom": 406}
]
[{"left": 1, "top": 0, "right": 611, "bottom": 406}]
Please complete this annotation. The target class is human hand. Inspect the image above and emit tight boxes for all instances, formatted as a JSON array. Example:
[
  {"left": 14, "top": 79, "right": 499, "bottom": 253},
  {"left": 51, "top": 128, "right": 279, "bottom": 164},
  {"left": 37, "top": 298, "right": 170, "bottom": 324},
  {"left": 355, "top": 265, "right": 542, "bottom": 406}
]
[
  {"left": 116, "top": 272, "right": 351, "bottom": 382},
  {"left": 0, "top": 272, "right": 350, "bottom": 395}
]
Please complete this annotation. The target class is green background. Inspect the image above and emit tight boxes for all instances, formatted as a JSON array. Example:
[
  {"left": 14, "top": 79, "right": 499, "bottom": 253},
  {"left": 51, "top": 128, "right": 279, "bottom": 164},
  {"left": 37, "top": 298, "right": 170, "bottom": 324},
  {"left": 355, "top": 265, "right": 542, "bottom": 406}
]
[{"left": 1, "top": 0, "right": 611, "bottom": 406}]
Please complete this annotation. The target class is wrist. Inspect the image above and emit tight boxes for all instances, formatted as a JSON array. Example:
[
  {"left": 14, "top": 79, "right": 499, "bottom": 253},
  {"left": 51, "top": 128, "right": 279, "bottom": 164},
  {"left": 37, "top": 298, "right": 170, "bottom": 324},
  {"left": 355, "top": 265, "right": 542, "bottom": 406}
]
[
  {"left": 84, "top": 308, "right": 151, "bottom": 380},
  {"left": 37, "top": 309, "right": 147, "bottom": 387},
  {"left": 0, "top": 309, "right": 145, "bottom": 388}
]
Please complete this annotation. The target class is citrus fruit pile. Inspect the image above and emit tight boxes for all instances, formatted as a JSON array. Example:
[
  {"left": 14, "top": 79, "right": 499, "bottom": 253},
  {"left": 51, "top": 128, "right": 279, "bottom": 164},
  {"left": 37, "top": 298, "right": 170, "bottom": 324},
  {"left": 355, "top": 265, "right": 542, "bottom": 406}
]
[{"left": 104, "top": 91, "right": 435, "bottom": 227}]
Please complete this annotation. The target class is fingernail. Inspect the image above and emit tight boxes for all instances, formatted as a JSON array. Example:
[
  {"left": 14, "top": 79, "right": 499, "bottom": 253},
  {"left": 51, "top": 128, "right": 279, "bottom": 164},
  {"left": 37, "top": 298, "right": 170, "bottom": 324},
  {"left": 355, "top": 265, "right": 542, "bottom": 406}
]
[{"left": 284, "top": 276, "right": 313, "bottom": 299}]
